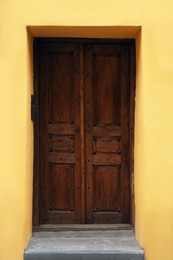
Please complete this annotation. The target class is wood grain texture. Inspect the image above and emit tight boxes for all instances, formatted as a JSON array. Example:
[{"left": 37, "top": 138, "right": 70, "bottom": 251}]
[
  {"left": 39, "top": 42, "right": 81, "bottom": 224},
  {"left": 84, "top": 44, "right": 130, "bottom": 224}
]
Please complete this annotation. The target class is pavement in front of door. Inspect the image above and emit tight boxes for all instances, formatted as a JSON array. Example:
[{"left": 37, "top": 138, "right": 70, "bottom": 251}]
[{"left": 24, "top": 230, "right": 144, "bottom": 260}]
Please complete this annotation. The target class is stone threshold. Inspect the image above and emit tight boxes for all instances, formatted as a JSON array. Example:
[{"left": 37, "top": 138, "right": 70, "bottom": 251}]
[{"left": 24, "top": 230, "right": 144, "bottom": 260}]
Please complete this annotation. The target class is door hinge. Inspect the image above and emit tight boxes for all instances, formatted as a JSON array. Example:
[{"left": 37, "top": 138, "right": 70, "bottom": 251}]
[{"left": 31, "top": 95, "right": 36, "bottom": 121}]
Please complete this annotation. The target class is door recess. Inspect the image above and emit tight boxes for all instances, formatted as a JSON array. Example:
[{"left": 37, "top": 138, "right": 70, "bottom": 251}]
[{"left": 33, "top": 38, "right": 135, "bottom": 228}]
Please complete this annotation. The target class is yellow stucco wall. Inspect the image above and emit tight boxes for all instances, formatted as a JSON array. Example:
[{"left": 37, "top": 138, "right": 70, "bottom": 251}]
[{"left": 0, "top": 0, "right": 173, "bottom": 259}]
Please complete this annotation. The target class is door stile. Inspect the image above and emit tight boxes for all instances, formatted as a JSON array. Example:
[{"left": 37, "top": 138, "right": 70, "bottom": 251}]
[
  {"left": 39, "top": 46, "right": 51, "bottom": 223},
  {"left": 119, "top": 46, "right": 130, "bottom": 223},
  {"left": 73, "top": 44, "right": 82, "bottom": 223},
  {"left": 129, "top": 42, "right": 136, "bottom": 226},
  {"left": 84, "top": 45, "right": 94, "bottom": 223},
  {"left": 79, "top": 44, "right": 85, "bottom": 223}
]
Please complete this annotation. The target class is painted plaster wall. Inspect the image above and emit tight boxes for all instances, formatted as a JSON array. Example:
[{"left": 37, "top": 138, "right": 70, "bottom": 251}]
[{"left": 0, "top": 0, "right": 173, "bottom": 259}]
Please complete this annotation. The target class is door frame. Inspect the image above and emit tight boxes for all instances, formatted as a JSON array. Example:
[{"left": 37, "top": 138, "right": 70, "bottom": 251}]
[{"left": 32, "top": 38, "right": 136, "bottom": 230}]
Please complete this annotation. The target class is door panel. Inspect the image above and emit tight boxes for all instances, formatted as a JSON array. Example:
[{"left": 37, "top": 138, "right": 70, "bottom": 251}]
[
  {"left": 84, "top": 45, "right": 130, "bottom": 224},
  {"left": 93, "top": 54, "right": 119, "bottom": 125},
  {"left": 49, "top": 164, "right": 75, "bottom": 211},
  {"left": 37, "top": 40, "right": 132, "bottom": 225}
]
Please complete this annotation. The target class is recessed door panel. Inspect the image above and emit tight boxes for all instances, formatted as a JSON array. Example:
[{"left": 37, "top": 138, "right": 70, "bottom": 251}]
[
  {"left": 49, "top": 164, "right": 75, "bottom": 211},
  {"left": 93, "top": 54, "right": 120, "bottom": 125},
  {"left": 50, "top": 53, "right": 75, "bottom": 123}
]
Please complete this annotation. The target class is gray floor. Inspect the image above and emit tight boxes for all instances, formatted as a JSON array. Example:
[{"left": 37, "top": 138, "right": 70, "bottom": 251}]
[{"left": 24, "top": 230, "right": 144, "bottom": 260}]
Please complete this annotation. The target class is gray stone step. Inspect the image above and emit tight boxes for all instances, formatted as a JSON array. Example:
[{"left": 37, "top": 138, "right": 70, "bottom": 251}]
[{"left": 24, "top": 230, "right": 144, "bottom": 260}]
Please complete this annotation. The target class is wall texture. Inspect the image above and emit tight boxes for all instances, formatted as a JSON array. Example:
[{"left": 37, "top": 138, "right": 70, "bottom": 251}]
[{"left": 0, "top": 1, "right": 173, "bottom": 259}]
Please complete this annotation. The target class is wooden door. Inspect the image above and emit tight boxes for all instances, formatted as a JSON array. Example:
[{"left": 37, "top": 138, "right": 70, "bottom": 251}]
[
  {"left": 34, "top": 39, "right": 134, "bottom": 226},
  {"left": 85, "top": 44, "right": 130, "bottom": 224}
]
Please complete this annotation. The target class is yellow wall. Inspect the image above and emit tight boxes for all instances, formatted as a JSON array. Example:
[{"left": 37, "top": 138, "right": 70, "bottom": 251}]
[{"left": 0, "top": 1, "right": 173, "bottom": 259}]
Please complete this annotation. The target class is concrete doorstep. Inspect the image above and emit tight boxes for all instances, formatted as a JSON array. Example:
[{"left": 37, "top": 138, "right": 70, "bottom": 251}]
[{"left": 24, "top": 230, "right": 144, "bottom": 260}]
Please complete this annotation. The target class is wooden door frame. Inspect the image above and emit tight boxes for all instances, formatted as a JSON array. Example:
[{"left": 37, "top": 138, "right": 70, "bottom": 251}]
[{"left": 32, "top": 38, "right": 136, "bottom": 230}]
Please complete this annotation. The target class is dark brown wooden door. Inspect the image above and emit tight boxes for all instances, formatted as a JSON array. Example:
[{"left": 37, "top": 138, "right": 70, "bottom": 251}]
[
  {"left": 36, "top": 40, "right": 132, "bottom": 225},
  {"left": 84, "top": 45, "right": 130, "bottom": 224}
]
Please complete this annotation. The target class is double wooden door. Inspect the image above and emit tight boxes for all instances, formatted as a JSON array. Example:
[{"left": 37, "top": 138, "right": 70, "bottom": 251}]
[{"left": 35, "top": 39, "right": 132, "bottom": 225}]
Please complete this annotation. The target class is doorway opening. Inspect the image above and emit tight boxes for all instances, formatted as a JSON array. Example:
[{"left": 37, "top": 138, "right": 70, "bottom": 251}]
[{"left": 33, "top": 38, "right": 135, "bottom": 229}]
